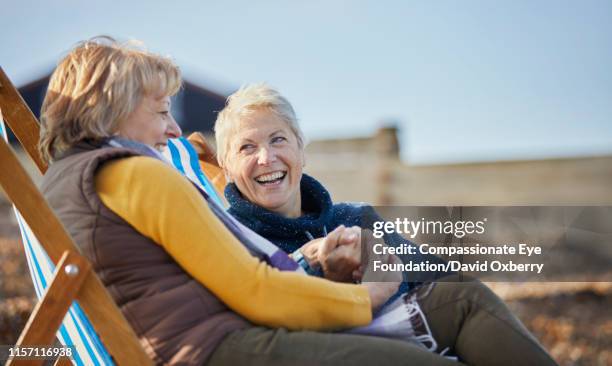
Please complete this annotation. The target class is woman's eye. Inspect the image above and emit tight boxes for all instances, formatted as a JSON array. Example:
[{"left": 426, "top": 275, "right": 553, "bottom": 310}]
[
  {"left": 239, "top": 144, "right": 255, "bottom": 152},
  {"left": 271, "top": 136, "right": 287, "bottom": 144}
]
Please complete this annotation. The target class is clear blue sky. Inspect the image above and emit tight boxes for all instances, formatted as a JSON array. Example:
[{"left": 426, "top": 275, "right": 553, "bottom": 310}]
[{"left": 2, "top": 0, "right": 611, "bottom": 164}]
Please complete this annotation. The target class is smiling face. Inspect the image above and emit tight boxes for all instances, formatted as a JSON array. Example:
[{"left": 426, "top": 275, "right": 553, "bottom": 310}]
[
  {"left": 117, "top": 93, "right": 182, "bottom": 150},
  {"left": 224, "top": 108, "right": 305, "bottom": 218}
]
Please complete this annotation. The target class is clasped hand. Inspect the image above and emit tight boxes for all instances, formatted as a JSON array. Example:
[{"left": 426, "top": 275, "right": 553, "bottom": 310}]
[{"left": 298, "top": 225, "right": 362, "bottom": 282}]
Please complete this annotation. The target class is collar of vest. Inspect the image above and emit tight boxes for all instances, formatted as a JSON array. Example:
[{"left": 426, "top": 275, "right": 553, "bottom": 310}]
[
  {"left": 55, "top": 138, "right": 109, "bottom": 161},
  {"left": 56, "top": 138, "right": 162, "bottom": 162}
]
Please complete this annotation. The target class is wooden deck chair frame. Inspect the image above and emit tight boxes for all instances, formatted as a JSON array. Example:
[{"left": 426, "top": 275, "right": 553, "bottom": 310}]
[{"left": 0, "top": 67, "right": 152, "bottom": 366}]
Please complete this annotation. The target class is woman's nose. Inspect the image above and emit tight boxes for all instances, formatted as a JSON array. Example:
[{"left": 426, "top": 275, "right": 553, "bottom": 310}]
[
  {"left": 257, "top": 147, "right": 276, "bottom": 165},
  {"left": 166, "top": 114, "right": 182, "bottom": 138}
]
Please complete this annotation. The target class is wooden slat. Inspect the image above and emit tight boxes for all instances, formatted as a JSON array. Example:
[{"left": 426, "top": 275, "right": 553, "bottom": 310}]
[
  {"left": 0, "top": 66, "right": 47, "bottom": 173},
  {"left": 14, "top": 251, "right": 90, "bottom": 347},
  {"left": 187, "top": 132, "right": 219, "bottom": 167},
  {"left": 0, "top": 138, "right": 152, "bottom": 365},
  {"left": 7, "top": 251, "right": 90, "bottom": 366}
]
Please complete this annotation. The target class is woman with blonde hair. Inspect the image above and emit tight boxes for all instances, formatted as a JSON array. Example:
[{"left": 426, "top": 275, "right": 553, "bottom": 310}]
[{"left": 38, "top": 36, "right": 471, "bottom": 365}]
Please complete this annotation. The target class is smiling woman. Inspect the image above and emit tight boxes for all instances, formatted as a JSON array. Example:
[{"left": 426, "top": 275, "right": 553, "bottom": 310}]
[
  {"left": 222, "top": 108, "right": 304, "bottom": 217},
  {"left": 215, "top": 84, "right": 306, "bottom": 218},
  {"left": 215, "top": 83, "right": 559, "bottom": 366}
]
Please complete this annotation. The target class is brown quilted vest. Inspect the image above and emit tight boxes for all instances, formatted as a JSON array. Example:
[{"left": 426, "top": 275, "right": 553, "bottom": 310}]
[{"left": 40, "top": 142, "right": 250, "bottom": 365}]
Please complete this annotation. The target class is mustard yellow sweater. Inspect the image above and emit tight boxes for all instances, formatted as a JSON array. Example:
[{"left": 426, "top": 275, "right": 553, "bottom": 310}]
[{"left": 95, "top": 156, "right": 371, "bottom": 330}]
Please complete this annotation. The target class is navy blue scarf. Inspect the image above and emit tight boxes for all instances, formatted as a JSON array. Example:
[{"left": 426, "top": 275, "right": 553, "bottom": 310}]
[{"left": 225, "top": 173, "right": 357, "bottom": 253}]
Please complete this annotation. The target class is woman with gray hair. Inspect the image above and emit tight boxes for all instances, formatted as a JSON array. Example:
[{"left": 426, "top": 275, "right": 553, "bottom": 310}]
[{"left": 216, "top": 83, "right": 558, "bottom": 365}]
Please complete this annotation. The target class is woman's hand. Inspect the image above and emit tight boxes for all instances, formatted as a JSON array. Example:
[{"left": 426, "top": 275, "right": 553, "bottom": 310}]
[
  {"left": 359, "top": 229, "right": 404, "bottom": 283},
  {"left": 297, "top": 226, "right": 399, "bottom": 311},
  {"left": 297, "top": 225, "right": 362, "bottom": 282},
  {"left": 319, "top": 226, "right": 362, "bottom": 282},
  {"left": 297, "top": 237, "right": 325, "bottom": 270}
]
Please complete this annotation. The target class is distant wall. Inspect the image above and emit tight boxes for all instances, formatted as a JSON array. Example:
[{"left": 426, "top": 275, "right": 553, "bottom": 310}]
[{"left": 305, "top": 128, "right": 612, "bottom": 206}]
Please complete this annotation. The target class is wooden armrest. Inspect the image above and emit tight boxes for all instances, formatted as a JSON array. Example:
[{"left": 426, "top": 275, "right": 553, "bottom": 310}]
[{"left": 187, "top": 132, "right": 219, "bottom": 167}]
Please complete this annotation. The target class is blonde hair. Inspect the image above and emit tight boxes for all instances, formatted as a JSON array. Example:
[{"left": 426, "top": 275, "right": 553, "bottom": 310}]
[
  {"left": 39, "top": 36, "right": 181, "bottom": 162},
  {"left": 214, "top": 83, "right": 305, "bottom": 167}
]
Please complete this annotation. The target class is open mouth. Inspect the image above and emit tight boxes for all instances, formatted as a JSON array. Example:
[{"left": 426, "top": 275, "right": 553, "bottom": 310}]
[{"left": 254, "top": 171, "right": 287, "bottom": 186}]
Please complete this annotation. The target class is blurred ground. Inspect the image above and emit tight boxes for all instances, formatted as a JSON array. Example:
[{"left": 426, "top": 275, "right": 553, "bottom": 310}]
[
  {"left": 0, "top": 196, "right": 34, "bottom": 344},
  {"left": 0, "top": 202, "right": 610, "bottom": 365},
  {"left": 506, "top": 288, "right": 611, "bottom": 365}
]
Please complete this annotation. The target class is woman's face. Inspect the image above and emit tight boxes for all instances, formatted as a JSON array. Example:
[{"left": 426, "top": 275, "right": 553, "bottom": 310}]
[
  {"left": 117, "top": 93, "right": 182, "bottom": 150},
  {"left": 224, "top": 108, "right": 304, "bottom": 218}
]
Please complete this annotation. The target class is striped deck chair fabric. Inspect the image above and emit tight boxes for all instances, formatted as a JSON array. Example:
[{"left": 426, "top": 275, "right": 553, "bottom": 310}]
[
  {"left": 163, "top": 137, "right": 225, "bottom": 206},
  {"left": 1, "top": 118, "right": 115, "bottom": 366}
]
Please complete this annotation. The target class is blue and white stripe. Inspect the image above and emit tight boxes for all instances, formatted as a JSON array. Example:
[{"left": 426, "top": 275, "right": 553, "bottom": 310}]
[{"left": 162, "top": 137, "right": 225, "bottom": 206}]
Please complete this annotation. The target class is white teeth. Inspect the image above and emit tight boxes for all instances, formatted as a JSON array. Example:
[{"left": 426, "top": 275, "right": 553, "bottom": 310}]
[{"left": 256, "top": 171, "right": 285, "bottom": 183}]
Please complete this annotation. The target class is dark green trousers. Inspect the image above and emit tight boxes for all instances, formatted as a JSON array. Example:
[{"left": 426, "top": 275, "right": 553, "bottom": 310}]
[
  {"left": 417, "top": 276, "right": 557, "bottom": 365},
  {"left": 207, "top": 276, "right": 556, "bottom": 366}
]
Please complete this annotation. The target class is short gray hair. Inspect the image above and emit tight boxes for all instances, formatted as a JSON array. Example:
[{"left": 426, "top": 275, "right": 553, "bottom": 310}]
[{"left": 214, "top": 83, "right": 305, "bottom": 167}]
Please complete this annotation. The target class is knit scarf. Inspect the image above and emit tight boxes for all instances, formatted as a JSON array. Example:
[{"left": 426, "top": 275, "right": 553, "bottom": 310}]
[{"left": 225, "top": 173, "right": 343, "bottom": 253}]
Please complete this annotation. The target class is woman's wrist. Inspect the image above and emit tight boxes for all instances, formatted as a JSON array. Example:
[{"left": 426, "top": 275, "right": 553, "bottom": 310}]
[
  {"left": 291, "top": 245, "right": 323, "bottom": 276},
  {"left": 297, "top": 239, "right": 322, "bottom": 269}
]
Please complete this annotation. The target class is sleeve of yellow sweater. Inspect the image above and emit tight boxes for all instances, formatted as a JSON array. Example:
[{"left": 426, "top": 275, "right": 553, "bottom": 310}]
[{"left": 95, "top": 156, "right": 372, "bottom": 330}]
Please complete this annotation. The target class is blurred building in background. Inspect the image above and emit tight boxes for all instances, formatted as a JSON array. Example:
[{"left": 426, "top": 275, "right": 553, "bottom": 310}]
[
  {"left": 304, "top": 126, "right": 612, "bottom": 206},
  {"left": 8, "top": 75, "right": 612, "bottom": 207}
]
